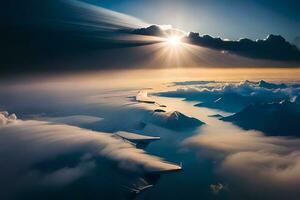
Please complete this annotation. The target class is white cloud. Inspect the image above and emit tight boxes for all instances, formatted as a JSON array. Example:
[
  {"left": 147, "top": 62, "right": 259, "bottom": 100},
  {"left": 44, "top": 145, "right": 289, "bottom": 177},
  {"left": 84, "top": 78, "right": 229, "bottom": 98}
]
[
  {"left": 0, "top": 111, "right": 17, "bottom": 125},
  {"left": 184, "top": 125, "right": 300, "bottom": 199},
  {"left": 40, "top": 115, "right": 103, "bottom": 126},
  {"left": 163, "top": 80, "right": 300, "bottom": 100},
  {"left": 0, "top": 112, "right": 179, "bottom": 198},
  {"left": 41, "top": 161, "right": 96, "bottom": 187}
]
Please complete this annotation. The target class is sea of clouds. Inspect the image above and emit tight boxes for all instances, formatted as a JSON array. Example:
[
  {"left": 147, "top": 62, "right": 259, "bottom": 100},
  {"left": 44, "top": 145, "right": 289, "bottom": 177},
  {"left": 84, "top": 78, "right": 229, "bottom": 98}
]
[
  {"left": 0, "top": 111, "right": 179, "bottom": 199},
  {"left": 158, "top": 80, "right": 300, "bottom": 199},
  {"left": 160, "top": 80, "right": 300, "bottom": 105},
  {"left": 183, "top": 124, "right": 300, "bottom": 199}
]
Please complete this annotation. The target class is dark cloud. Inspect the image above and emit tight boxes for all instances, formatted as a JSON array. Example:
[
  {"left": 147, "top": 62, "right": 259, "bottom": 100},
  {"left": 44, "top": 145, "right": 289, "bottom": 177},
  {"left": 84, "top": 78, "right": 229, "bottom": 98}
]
[
  {"left": 186, "top": 32, "right": 300, "bottom": 61},
  {"left": 131, "top": 25, "right": 186, "bottom": 37},
  {"left": 131, "top": 25, "right": 300, "bottom": 62},
  {"left": 0, "top": 0, "right": 154, "bottom": 74},
  {"left": 132, "top": 25, "right": 166, "bottom": 37},
  {"left": 1, "top": 1, "right": 300, "bottom": 75}
]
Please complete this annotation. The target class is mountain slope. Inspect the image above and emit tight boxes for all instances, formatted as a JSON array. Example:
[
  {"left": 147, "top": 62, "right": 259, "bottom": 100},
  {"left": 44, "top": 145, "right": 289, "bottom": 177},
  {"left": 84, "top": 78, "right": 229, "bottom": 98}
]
[
  {"left": 195, "top": 93, "right": 254, "bottom": 113},
  {"left": 149, "top": 111, "right": 204, "bottom": 131},
  {"left": 222, "top": 101, "right": 300, "bottom": 136}
]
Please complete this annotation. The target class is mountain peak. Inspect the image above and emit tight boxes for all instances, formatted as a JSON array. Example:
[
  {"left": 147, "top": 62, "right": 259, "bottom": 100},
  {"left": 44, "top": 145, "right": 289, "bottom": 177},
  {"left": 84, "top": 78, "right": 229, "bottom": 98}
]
[{"left": 266, "top": 34, "right": 286, "bottom": 43}]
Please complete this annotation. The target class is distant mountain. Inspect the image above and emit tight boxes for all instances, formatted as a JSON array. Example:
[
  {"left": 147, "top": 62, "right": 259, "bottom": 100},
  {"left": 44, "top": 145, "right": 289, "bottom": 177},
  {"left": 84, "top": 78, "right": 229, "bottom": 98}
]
[
  {"left": 295, "top": 96, "right": 300, "bottom": 103},
  {"left": 148, "top": 110, "right": 204, "bottom": 131},
  {"left": 194, "top": 81, "right": 291, "bottom": 112},
  {"left": 258, "top": 80, "right": 287, "bottom": 89},
  {"left": 195, "top": 93, "right": 254, "bottom": 113},
  {"left": 222, "top": 101, "right": 300, "bottom": 137}
]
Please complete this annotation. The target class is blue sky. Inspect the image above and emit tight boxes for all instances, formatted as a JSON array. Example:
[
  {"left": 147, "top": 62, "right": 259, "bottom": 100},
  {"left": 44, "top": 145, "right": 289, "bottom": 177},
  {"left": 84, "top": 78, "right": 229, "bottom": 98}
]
[{"left": 85, "top": 0, "right": 300, "bottom": 43}]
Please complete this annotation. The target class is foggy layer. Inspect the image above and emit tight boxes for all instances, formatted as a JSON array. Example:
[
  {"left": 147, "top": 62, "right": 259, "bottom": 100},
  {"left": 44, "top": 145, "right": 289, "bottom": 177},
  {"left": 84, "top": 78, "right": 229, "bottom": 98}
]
[
  {"left": 152, "top": 79, "right": 300, "bottom": 199},
  {"left": 184, "top": 125, "right": 300, "bottom": 199},
  {"left": 0, "top": 112, "right": 180, "bottom": 199}
]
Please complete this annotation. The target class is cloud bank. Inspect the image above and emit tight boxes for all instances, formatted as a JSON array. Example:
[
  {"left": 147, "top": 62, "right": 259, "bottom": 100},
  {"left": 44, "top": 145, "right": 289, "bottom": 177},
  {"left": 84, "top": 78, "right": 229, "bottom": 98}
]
[
  {"left": 184, "top": 125, "right": 300, "bottom": 199},
  {"left": 131, "top": 25, "right": 300, "bottom": 62},
  {"left": 131, "top": 25, "right": 186, "bottom": 37},
  {"left": 0, "top": 111, "right": 180, "bottom": 199},
  {"left": 0, "top": 111, "right": 17, "bottom": 125},
  {"left": 186, "top": 32, "right": 300, "bottom": 61},
  {"left": 0, "top": 0, "right": 158, "bottom": 74},
  {"left": 159, "top": 80, "right": 300, "bottom": 112}
]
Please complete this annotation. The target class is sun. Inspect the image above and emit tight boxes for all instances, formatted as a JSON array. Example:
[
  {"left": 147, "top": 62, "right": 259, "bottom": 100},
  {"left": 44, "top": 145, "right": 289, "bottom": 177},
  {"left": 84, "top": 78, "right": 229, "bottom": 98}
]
[{"left": 166, "top": 36, "right": 181, "bottom": 46}]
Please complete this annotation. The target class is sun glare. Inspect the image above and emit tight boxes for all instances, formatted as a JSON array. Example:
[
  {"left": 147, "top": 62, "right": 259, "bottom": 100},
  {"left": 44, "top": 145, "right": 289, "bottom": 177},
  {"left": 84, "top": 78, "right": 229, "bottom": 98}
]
[{"left": 167, "top": 36, "right": 181, "bottom": 46}]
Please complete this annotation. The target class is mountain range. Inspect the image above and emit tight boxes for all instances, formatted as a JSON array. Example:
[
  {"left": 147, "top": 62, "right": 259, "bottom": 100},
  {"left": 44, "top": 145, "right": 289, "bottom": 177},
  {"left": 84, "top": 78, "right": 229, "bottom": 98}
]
[
  {"left": 146, "top": 110, "right": 204, "bottom": 131},
  {"left": 222, "top": 101, "right": 300, "bottom": 137}
]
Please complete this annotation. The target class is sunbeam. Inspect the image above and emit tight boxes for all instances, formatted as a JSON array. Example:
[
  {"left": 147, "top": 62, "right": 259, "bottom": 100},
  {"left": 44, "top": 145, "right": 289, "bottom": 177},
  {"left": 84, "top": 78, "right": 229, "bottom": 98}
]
[{"left": 166, "top": 36, "right": 182, "bottom": 46}]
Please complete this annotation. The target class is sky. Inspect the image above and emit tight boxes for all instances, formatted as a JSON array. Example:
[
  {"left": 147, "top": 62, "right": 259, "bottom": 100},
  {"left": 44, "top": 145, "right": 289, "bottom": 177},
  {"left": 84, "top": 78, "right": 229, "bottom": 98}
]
[
  {"left": 86, "top": 0, "right": 300, "bottom": 43},
  {"left": 1, "top": 0, "right": 299, "bottom": 74}
]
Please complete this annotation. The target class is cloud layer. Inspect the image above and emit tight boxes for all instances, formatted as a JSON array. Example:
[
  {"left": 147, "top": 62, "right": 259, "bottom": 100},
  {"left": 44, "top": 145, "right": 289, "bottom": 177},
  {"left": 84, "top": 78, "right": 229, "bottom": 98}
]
[
  {"left": 0, "top": 111, "right": 179, "bottom": 199},
  {"left": 159, "top": 80, "right": 300, "bottom": 112},
  {"left": 184, "top": 125, "right": 300, "bottom": 199}
]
